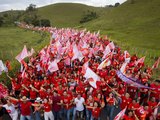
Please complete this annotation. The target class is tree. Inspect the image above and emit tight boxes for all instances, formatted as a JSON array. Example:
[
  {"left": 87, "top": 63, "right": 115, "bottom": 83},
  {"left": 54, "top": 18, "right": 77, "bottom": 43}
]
[
  {"left": 115, "top": 3, "right": 120, "bottom": 7},
  {"left": 26, "top": 4, "right": 36, "bottom": 12},
  {"left": 0, "top": 16, "right": 4, "bottom": 27}
]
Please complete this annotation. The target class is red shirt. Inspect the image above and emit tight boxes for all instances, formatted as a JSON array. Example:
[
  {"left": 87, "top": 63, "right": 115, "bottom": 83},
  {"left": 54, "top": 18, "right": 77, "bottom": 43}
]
[
  {"left": 121, "top": 96, "right": 132, "bottom": 109},
  {"left": 106, "top": 97, "right": 115, "bottom": 106},
  {"left": 62, "top": 96, "right": 72, "bottom": 109},
  {"left": 43, "top": 103, "right": 52, "bottom": 112},
  {"left": 30, "top": 90, "right": 37, "bottom": 100},
  {"left": 147, "top": 101, "right": 157, "bottom": 109},
  {"left": 92, "top": 107, "right": 101, "bottom": 119},
  {"left": 123, "top": 115, "right": 134, "bottom": 120},
  {"left": 34, "top": 81, "right": 41, "bottom": 90},
  {"left": 128, "top": 103, "right": 140, "bottom": 110},
  {"left": 20, "top": 101, "right": 32, "bottom": 116},
  {"left": 21, "top": 89, "right": 28, "bottom": 97},
  {"left": 150, "top": 83, "right": 160, "bottom": 99},
  {"left": 39, "top": 90, "right": 47, "bottom": 99},
  {"left": 52, "top": 95, "right": 61, "bottom": 112},
  {"left": 86, "top": 99, "right": 94, "bottom": 111}
]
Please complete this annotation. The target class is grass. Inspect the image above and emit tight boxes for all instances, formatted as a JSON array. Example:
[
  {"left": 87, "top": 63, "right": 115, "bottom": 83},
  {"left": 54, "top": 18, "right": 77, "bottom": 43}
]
[
  {"left": 0, "top": 27, "right": 49, "bottom": 85},
  {"left": 37, "top": 3, "right": 103, "bottom": 28}
]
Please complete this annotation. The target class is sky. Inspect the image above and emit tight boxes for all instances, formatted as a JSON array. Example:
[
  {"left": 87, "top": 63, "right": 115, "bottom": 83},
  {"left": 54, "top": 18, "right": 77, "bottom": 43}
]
[{"left": 0, "top": 0, "right": 127, "bottom": 12}]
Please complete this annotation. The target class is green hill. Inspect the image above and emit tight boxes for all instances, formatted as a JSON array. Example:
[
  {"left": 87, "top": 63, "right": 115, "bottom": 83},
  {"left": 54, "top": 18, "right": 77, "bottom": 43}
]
[
  {"left": 84, "top": 0, "right": 160, "bottom": 63},
  {"left": 37, "top": 3, "right": 103, "bottom": 27}
]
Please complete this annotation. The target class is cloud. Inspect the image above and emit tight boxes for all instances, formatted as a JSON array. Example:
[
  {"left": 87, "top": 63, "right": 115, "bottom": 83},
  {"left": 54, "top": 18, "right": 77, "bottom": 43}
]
[{"left": 0, "top": 0, "right": 127, "bottom": 12}]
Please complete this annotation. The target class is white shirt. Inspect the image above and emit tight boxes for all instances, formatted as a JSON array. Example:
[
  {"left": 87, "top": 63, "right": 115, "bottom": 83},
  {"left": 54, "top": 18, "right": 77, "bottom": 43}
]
[
  {"left": 3, "top": 104, "right": 16, "bottom": 115},
  {"left": 74, "top": 97, "right": 85, "bottom": 111}
]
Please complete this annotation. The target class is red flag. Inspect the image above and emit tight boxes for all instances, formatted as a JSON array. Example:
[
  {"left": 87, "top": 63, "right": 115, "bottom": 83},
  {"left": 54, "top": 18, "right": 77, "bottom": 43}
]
[
  {"left": 114, "top": 107, "right": 127, "bottom": 120},
  {"left": 0, "top": 83, "right": 8, "bottom": 98},
  {"left": 15, "top": 45, "right": 28, "bottom": 62},
  {"left": 21, "top": 69, "right": 27, "bottom": 78},
  {"left": 5, "top": 60, "right": 11, "bottom": 71},
  {"left": 21, "top": 60, "right": 28, "bottom": 69},
  {"left": 152, "top": 57, "right": 160, "bottom": 69},
  {"left": 135, "top": 56, "right": 145, "bottom": 65}
]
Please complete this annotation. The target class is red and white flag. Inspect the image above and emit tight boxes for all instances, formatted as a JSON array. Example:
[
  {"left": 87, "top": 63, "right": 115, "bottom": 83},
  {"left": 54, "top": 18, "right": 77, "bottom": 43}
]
[
  {"left": 15, "top": 45, "right": 28, "bottom": 62},
  {"left": 0, "top": 83, "right": 8, "bottom": 98},
  {"left": 64, "top": 57, "right": 71, "bottom": 66},
  {"left": 135, "top": 56, "right": 145, "bottom": 65},
  {"left": 152, "top": 57, "right": 160, "bottom": 69},
  {"left": 97, "top": 58, "right": 111, "bottom": 70},
  {"left": 0, "top": 60, "right": 6, "bottom": 74},
  {"left": 102, "top": 45, "right": 111, "bottom": 59},
  {"left": 84, "top": 67, "right": 100, "bottom": 88},
  {"left": 48, "top": 60, "right": 59, "bottom": 73},
  {"left": 72, "top": 44, "right": 84, "bottom": 61},
  {"left": 114, "top": 107, "right": 127, "bottom": 120},
  {"left": 82, "top": 61, "right": 89, "bottom": 74},
  {"left": 120, "top": 62, "right": 128, "bottom": 74},
  {"left": 28, "top": 48, "right": 35, "bottom": 57},
  {"left": 99, "top": 44, "right": 104, "bottom": 51},
  {"left": 108, "top": 42, "right": 115, "bottom": 50},
  {"left": 21, "top": 69, "right": 27, "bottom": 78},
  {"left": 124, "top": 51, "right": 131, "bottom": 63}
]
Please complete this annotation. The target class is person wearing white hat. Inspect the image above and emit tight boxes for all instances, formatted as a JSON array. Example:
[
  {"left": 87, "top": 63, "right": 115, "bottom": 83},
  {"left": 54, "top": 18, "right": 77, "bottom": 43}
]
[{"left": 34, "top": 97, "right": 42, "bottom": 120}]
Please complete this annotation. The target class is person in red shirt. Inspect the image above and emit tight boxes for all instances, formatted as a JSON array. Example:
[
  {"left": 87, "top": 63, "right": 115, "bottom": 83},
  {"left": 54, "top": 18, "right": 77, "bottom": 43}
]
[
  {"left": 42, "top": 98, "right": 54, "bottom": 120},
  {"left": 123, "top": 110, "right": 135, "bottom": 120},
  {"left": 7, "top": 74, "right": 21, "bottom": 97},
  {"left": 85, "top": 95, "right": 94, "bottom": 120},
  {"left": 61, "top": 91, "right": 74, "bottom": 120},
  {"left": 120, "top": 93, "right": 132, "bottom": 110},
  {"left": 92, "top": 101, "right": 101, "bottom": 120},
  {"left": 147, "top": 97, "right": 157, "bottom": 110},
  {"left": 22, "top": 85, "right": 37, "bottom": 101},
  {"left": 106, "top": 92, "right": 115, "bottom": 120},
  {"left": 8, "top": 96, "right": 39, "bottom": 120},
  {"left": 128, "top": 99, "right": 140, "bottom": 111},
  {"left": 150, "top": 80, "right": 160, "bottom": 101},
  {"left": 52, "top": 90, "right": 62, "bottom": 120},
  {"left": 33, "top": 78, "right": 41, "bottom": 90}
]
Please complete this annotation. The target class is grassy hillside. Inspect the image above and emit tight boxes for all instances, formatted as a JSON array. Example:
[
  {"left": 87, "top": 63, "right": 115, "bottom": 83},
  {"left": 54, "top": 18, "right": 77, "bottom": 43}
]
[
  {"left": 83, "top": 0, "right": 160, "bottom": 64},
  {"left": 37, "top": 3, "right": 103, "bottom": 27},
  {"left": 0, "top": 27, "right": 49, "bottom": 84}
]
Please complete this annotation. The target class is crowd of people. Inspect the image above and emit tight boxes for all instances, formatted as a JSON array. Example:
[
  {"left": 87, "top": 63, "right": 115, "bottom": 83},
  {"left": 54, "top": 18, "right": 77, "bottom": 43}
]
[{"left": 0, "top": 23, "right": 160, "bottom": 120}]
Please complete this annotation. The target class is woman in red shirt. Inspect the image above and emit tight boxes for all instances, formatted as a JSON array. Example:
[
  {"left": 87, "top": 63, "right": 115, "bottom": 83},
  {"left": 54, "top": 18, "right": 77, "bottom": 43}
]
[
  {"left": 42, "top": 98, "right": 54, "bottom": 120},
  {"left": 85, "top": 95, "right": 94, "bottom": 120},
  {"left": 91, "top": 101, "right": 101, "bottom": 120},
  {"left": 106, "top": 92, "right": 115, "bottom": 120}
]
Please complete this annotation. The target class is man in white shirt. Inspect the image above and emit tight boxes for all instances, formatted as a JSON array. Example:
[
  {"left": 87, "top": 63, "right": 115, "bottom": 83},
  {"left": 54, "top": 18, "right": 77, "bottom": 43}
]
[
  {"left": 3, "top": 99, "right": 18, "bottom": 120},
  {"left": 74, "top": 93, "right": 85, "bottom": 119}
]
